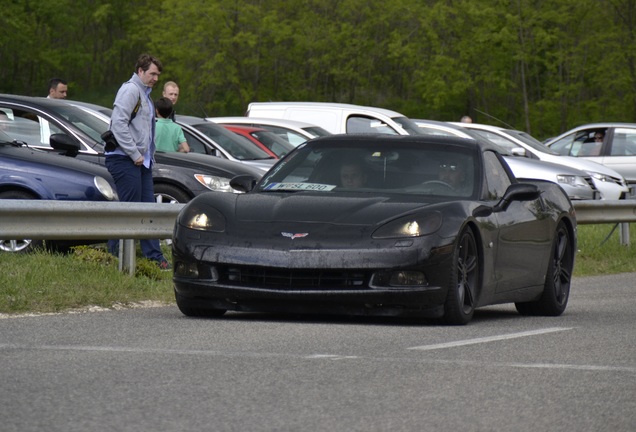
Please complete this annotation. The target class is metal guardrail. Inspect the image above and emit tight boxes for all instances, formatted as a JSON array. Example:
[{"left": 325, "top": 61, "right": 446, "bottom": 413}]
[{"left": 1, "top": 199, "right": 635, "bottom": 274}]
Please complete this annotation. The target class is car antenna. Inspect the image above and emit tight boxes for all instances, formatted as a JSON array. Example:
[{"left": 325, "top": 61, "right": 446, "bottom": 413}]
[{"left": 474, "top": 108, "right": 515, "bottom": 129}]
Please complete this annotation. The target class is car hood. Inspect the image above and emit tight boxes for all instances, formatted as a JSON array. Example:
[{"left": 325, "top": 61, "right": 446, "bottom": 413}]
[
  {"left": 155, "top": 151, "right": 263, "bottom": 178},
  {"left": 541, "top": 153, "right": 624, "bottom": 179},
  {"left": 234, "top": 192, "right": 437, "bottom": 225}
]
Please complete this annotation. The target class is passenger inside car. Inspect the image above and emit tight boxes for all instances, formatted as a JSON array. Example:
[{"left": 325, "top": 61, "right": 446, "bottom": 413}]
[{"left": 339, "top": 160, "right": 368, "bottom": 188}]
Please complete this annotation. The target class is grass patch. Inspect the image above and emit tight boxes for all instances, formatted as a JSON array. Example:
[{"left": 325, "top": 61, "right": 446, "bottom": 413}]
[
  {"left": 0, "top": 244, "right": 173, "bottom": 315},
  {"left": 1, "top": 223, "right": 636, "bottom": 315},
  {"left": 575, "top": 223, "right": 636, "bottom": 276}
]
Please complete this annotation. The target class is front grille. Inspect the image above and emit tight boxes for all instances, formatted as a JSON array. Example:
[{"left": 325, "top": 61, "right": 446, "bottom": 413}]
[
  {"left": 223, "top": 266, "right": 371, "bottom": 290},
  {"left": 583, "top": 176, "right": 597, "bottom": 191}
]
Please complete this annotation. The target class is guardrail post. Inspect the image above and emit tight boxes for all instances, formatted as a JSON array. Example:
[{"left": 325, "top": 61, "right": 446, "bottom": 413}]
[
  {"left": 619, "top": 223, "right": 631, "bottom": 246},
  {"left": 118, "top": 239, "right": 136, "bottom": 275}
]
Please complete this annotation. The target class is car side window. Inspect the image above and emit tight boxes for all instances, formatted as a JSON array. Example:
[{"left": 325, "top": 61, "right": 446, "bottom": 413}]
[
  {"left": 610, "top": 128, "right": 636, "bottom": 156},
  {"left": 0, "top": 108, "right": 63, "bottom": 148},
  {"left": 346, "top": 116, "right": 398, "bottom": 135},
  {"left": 483, "top": 151, "right": 512, "bottom": 200}
]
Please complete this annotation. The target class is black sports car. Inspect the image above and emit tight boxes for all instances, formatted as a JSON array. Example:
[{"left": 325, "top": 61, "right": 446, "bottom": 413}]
[{"left": 172, "top": 135, "right": 577, "bottom": 324}]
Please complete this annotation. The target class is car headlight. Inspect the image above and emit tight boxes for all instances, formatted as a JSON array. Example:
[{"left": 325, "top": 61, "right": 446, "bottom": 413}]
[
  {"left": 194, "top": 174, "right": 237, "bottom": 193},
  {"left": 372, "top": 212, "right": 442, "bottom": 239},
  {"left": 94, "top": 176, "right": 117, "bottom": 201},
  {"left": 178, "top": 202, "right": 226, "bottom": 232},
  {"left": 588, "top": 172, "right": 615, "bottom": 183},
  {"left": 556, "top": 175, "right": 589, "bottom": 188}
]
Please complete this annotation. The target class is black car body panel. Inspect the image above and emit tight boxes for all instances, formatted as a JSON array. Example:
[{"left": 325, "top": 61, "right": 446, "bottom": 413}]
[{"left": 172, "top": 135, "right": 577, "bottom": 324}]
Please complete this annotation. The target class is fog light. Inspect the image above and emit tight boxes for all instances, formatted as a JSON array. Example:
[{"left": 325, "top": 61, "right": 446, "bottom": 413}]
[
  {"left": 390, "top": 271, "right": 426, "bottom": 286},
  {"left": 371, "top": 271, "right": 427, "bottom": 288},
  {"left": 175, "top": 261, "right": 199, "bottom": 278}
]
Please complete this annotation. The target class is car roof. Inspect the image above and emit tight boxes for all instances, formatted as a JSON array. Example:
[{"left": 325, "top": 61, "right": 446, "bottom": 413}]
[
  {"left": 307, "top": 132, "right": 493, "bottom": 152},
  {"left": 246, "top": 101, "right": 405, "bottom": 118},
  {"left": 208, "top": 116, "right": 328, "bottom": 129}
]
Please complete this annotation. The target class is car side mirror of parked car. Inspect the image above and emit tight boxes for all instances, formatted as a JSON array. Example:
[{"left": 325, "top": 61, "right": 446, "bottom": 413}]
[
  {"left": 50, "top": 133, "right": 81, "bottom": 157},
  {"left": 510, "top": 147, "right": 526, "bottom": 157},
  {"left": 230, "top": 174, "right": 259, "bottom": 193}
]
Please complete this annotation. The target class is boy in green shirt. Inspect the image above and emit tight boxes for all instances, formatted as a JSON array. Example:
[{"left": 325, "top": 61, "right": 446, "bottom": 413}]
[{"left": 155, "top": 97, "right": 190, "bottom": 153}]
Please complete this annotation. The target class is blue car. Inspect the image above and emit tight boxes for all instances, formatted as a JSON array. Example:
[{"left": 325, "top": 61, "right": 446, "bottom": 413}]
[{"left": 0, "top": 129, "right": 117, "bottom": 253}]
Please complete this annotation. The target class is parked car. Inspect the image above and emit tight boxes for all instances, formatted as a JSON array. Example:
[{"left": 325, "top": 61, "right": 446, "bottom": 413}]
[
  {"left": 222, "top": 124, "right": 295, "bottom": 158},
  {"left": 66, "top": 100, "right": 277, "bottom": 174},
  {"left": 208, "top": 116, "right": 332, "bottom": 146},
  {"left": 0, "top": 95, "right": 263, "bottom": 203},
  {"left": 246, "top": 102, "right": 425, "bottom": 136},
  {"left": 544, "top": 123, "right": 636, "bottom": 197},
  {"left": 172, "top": 134, "right": 576, "bottom": 325},
  {"left": 174, "top": 115, "right": 277, "bottom": 172},
  {"left": 0, "top": 129, "right": 117, "bottom": 253},
  {"left": 448, "top": 121, "right": 629, "bottom": 200},
  {"left": 412, "top": 119, "right": 600, "bottom": 200}
]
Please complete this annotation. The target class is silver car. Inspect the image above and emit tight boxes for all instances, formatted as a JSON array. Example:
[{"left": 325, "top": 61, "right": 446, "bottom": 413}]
[
  {"left": 449, "top": 122, "right": 629, "bottom": 200},
  {"left": 413, "top": 119, "right": 599, "bottom": 200},
  {"left": 544, "top": 122, "right": 636, "bottom": 198}
]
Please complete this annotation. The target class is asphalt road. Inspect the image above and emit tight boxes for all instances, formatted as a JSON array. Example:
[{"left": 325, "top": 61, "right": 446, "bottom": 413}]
[{"left": 1, "top": 273, "right": 635, "bottom": 432}]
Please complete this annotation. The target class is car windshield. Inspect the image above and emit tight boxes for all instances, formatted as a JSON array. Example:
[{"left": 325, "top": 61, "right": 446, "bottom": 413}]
[
  {"left": 393, "top": 116, "right": 427, "bottom": 135},
  {"left": 257, "top": 140, "right": 478, "bottom": 198},
  {"left": 302, "top": 126, "right": 331, "bottom": 138},
  {"left": 44, "top": 103, "right": 109, "bottom": 143},
  {"left": 504, "top": 129, "right": 560, "bottom": 155},
  {"left": 191, "top": 123, "right": 274, "bottom": 160},
  {"left": 250, "top": 130, "right": 295, "bottom": 157}
]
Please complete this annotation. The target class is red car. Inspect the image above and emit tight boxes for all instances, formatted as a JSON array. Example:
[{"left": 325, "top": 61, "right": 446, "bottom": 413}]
[{"left": 223, "top": 125, "right": 295, "bottom": 158}]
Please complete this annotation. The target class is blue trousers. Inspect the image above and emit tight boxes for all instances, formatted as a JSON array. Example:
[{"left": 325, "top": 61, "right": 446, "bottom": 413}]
[{"left": 105, "top": 155, "right": 165, "bottom": 262}]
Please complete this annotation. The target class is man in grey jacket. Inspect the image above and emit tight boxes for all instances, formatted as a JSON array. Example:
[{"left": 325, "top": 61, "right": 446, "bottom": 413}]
[{"left": 105, "top": 53, "right": 170, "bottom": 270}]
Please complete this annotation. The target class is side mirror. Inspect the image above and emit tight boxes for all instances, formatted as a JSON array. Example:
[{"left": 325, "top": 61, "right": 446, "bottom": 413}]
[
  {"left": 50, "top": 133, "right": 80, "bottom": 157},
  {"left": 493, "top": 183, "right": 540, "bottom": 212},
  {"left": 474, "top": 183, "right": 540, "bottom": 217},
  {"left": 230, "top": 174, "right": 258, "bottom": 193},
  {"left": 510, "top": 147, "right": 527, "bottom": 157}
]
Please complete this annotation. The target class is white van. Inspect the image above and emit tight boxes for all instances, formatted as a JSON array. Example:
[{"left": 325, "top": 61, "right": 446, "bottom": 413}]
[{"left": 246, "top": 102, "right": 423, "bottom": 136}]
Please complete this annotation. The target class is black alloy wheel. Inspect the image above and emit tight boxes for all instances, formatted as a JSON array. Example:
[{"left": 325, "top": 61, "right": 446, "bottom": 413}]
[{"left": 443, "top": 227, "right": 480, "bottom": 325}]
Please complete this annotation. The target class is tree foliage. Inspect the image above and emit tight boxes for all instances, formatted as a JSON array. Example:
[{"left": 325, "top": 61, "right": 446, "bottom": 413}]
[{"left": 2, "top": 0, "right": 635, "bottom": 139}]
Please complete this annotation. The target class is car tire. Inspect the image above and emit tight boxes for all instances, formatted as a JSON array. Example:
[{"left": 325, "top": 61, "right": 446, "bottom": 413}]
[
  {"left": 442, "top": 227, "right": 480, "bottom": 325},
  {"left": 0, "top": 190, "right": 44, "bottom": 253},
  {"left": 154, "top": 184, "right": 190, "bottom": 204},
  {"left": 175, "top": 292, "right": 227, "bottom": 318},
  {"left": 515, "top": 221, "right": 573, "bottom": 316}
]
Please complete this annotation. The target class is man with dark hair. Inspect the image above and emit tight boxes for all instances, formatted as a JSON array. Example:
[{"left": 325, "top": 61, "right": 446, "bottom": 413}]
[
  {"left": 155, "top": 97, "right": 189, "bottom": 153},
  {"left": 105, "top": 53, "right": 170, "bottom": 269},
  {"left": 47, "top": 78, "right": 68, "bottom": 99}
]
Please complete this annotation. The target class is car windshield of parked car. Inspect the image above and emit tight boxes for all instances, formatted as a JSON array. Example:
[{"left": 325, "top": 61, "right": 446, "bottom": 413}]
[
  {"left": 191, "top": 122, "right": 275, "bottom": 160},
  {"left": 392, "top": 116, "right": 427, "bottom": 135},
  {"left": 504, "top": 129, "right": 560, "bottom": 155},
  {"left": 43, "top": 103, "right": 108, "bottom": 143},
  {"left": 257, "top": 140, "right": 478, "bottom": 198},
  {"left": 250, "top": 130, "right": 295, "bottom": 157}
]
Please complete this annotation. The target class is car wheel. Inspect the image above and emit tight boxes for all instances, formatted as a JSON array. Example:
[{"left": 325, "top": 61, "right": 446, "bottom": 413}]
[
  {"left": 442, "top": 227, "right": 480, "bottom": 325},
  {"left": 515, "top": 221, "right": 573, "bottom": 316},
  {"left": 0, "top": 191, "right": 44, "bottom": 253},
  {"left": 154, "top": 184, "right": 190, "bottom": 204},
  {"left": 175, "top": 292, "right": 227, "bottom": 318}
]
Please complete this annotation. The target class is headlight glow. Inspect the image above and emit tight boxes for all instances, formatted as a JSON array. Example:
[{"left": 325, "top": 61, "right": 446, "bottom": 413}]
[
  {"left": 372, "top": 212, "right": 443, "bottom": 239},
  {"left": 179, "top": 202, "right": 226, "bottom": 232}
]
